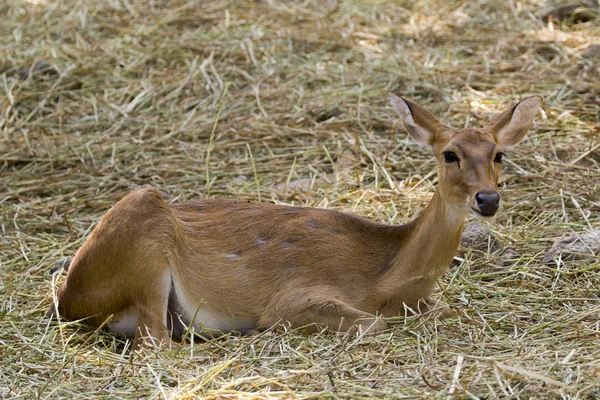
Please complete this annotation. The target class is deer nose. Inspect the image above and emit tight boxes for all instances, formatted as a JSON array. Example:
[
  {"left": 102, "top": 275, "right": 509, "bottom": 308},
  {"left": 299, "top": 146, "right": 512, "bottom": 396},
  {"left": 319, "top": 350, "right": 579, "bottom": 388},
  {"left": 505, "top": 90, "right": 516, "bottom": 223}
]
[{"left": 475, "top": 191, "right": 500, "bottom": 216}]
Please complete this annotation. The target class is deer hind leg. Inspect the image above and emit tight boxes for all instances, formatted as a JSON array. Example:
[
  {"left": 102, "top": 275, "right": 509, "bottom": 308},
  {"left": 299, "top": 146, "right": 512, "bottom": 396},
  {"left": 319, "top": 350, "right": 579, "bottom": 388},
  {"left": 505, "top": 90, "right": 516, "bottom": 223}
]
[
  {"left": 129, "top": 270, "right": 178, "bottom": 351},
  {"left": 259, "top": 291, "right": 389, "bottom": 334},
  {"left": 53, "top": 257, "right": 176, "bottom": 349},
  {"left": 50, "top": 187, "right": 179, "bottom": 349},
  {"left": 131, "top": 285, "right": 177, "bottom": 351}
]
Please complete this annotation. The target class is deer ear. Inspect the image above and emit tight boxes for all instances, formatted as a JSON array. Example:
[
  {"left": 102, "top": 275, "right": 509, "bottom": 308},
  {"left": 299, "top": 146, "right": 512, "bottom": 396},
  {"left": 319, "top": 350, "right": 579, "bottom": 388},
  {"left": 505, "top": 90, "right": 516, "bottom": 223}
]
[
  {"left": 485, "top": 96, "right": 542, "bottom": 149},
  {"left": 388, "top": 93, "right": 448, "bottom": 147}
]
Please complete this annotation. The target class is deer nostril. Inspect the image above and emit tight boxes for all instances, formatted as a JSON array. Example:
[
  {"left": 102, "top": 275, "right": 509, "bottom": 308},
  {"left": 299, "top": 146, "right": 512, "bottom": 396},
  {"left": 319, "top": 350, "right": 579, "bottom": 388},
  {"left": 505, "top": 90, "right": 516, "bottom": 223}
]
[
  {"left": 475, "top": 191, "right": 500, "bottom": 215},
  {"left": 476, "top": 192, "right": 500, "bottom": 205}
]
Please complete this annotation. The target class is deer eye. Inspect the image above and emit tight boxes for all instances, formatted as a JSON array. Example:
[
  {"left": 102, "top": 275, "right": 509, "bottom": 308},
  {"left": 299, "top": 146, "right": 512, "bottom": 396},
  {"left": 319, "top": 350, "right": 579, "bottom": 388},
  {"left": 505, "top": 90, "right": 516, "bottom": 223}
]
[
  {"left": 494, "top": 152, "right": 505, "bottom": 163},
  {"left": 443, "top": 151, "right": 459, "bottom": 163}
]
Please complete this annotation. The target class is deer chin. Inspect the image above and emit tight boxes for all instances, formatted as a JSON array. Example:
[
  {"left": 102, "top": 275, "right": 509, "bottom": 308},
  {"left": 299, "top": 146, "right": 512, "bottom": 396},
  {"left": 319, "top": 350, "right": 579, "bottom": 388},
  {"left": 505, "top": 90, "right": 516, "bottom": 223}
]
[{"left": 470, "top": 207, "right": 497, "bottom": 222}]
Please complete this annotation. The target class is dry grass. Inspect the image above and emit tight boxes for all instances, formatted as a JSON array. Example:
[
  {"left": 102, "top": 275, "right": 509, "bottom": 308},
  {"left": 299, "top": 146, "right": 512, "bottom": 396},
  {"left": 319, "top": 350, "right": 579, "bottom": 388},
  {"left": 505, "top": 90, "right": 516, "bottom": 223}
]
[{"left": 1, "top": 0, "right": 600, "bottom": 398}]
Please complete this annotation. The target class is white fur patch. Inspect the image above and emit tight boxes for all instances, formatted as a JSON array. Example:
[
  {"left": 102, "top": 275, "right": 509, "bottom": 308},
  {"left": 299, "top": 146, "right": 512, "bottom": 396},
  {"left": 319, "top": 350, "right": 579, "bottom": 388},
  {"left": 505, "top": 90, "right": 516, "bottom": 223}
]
[
  {"left": 171, "top": 277, "right": 254, "bottom": 333},
  {"left": 108, "top": 307, "right": 138, "bottom": 335},
  {"left": 107, "top": 272, "right": 172, "bottom": 336}
]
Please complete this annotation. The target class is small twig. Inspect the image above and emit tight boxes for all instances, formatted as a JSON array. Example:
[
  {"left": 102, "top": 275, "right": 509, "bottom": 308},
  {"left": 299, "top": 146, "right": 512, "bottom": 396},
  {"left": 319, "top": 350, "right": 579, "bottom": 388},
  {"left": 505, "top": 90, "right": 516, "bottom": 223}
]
[
  {"left": 247, "top": 143, "right": 261, "bottom": 202},
  {"left": 206, "top": 83, "right": 229, "bottom": 195}
]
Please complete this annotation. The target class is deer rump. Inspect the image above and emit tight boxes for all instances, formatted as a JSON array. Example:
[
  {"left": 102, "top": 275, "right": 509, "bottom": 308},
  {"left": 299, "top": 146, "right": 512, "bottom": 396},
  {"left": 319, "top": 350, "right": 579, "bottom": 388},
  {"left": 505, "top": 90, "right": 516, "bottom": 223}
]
[{"left": 53, "top": 187, "right": 411, "bottom": 341}]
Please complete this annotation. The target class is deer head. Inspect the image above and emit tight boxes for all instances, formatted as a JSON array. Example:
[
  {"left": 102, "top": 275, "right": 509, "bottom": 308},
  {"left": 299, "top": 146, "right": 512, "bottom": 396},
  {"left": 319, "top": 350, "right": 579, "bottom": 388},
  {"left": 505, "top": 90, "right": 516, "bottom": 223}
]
[{"left": 389, "top": 93, "right": 542, "bottom": 221}]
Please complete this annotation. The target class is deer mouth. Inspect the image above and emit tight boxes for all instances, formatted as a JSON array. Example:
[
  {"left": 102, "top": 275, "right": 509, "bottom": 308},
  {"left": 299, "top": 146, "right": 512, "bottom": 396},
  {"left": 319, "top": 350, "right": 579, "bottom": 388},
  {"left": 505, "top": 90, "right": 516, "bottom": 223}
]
[{"left": 470, "top": 207, "right": 497, "bottom": 221}]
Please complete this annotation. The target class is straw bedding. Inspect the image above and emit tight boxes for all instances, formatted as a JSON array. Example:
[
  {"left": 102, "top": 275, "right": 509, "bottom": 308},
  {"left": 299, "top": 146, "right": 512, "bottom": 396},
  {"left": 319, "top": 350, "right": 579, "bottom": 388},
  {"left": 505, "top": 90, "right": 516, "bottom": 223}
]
[{"left": 1, "top": 0, "right": 599, "bottom": 398}]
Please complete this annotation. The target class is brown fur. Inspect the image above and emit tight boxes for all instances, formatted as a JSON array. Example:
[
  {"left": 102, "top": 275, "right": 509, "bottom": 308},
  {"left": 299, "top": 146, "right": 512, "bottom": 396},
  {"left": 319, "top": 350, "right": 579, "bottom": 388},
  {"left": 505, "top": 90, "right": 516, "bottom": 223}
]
[{"left": 49, "top": 94, "right": 542, "bottom": 348}]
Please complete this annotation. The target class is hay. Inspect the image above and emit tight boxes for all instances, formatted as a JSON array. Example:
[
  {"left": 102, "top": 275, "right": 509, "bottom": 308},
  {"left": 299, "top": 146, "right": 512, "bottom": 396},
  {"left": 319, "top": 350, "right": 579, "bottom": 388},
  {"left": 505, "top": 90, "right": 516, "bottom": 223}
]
[{"left": 1, "top": 0, "right": 599, "bottom": 398}]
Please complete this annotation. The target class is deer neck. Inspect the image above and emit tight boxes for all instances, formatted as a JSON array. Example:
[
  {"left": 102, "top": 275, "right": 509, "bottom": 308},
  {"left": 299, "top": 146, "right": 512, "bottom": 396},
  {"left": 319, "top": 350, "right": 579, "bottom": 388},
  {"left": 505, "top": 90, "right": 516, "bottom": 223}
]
[{"left": 395, "top": 188, "right": 467, "bottom": 278}]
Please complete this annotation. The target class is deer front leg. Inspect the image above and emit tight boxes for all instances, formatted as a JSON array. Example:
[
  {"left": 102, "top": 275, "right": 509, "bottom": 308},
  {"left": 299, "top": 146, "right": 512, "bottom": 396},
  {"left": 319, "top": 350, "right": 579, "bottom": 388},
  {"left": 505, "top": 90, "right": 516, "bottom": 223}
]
[{"left": 260, "top": 292, "right": 389, "bottom": 334}]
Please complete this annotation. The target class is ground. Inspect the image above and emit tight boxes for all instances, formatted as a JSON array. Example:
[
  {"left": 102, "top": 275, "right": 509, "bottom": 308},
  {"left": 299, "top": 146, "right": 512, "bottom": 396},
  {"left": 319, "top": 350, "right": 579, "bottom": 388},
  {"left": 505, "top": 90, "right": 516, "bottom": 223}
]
[{"left": 1, "top": 0, "right": 599, "bottom": 398}]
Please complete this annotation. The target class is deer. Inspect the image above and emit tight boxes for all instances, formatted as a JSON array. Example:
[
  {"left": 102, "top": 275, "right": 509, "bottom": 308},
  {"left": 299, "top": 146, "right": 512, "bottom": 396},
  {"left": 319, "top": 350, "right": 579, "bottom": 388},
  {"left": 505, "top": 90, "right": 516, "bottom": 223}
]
[{"left": 48, "top": 93, "right": 542, "bottom": 350}]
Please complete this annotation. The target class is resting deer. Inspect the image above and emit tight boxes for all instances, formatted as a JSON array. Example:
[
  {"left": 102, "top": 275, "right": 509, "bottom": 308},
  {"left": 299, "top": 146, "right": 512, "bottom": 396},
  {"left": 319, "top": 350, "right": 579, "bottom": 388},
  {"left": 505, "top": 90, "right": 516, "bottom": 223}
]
[{"left": 49, "top": 93, "right": 542, "bottom": 349}]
